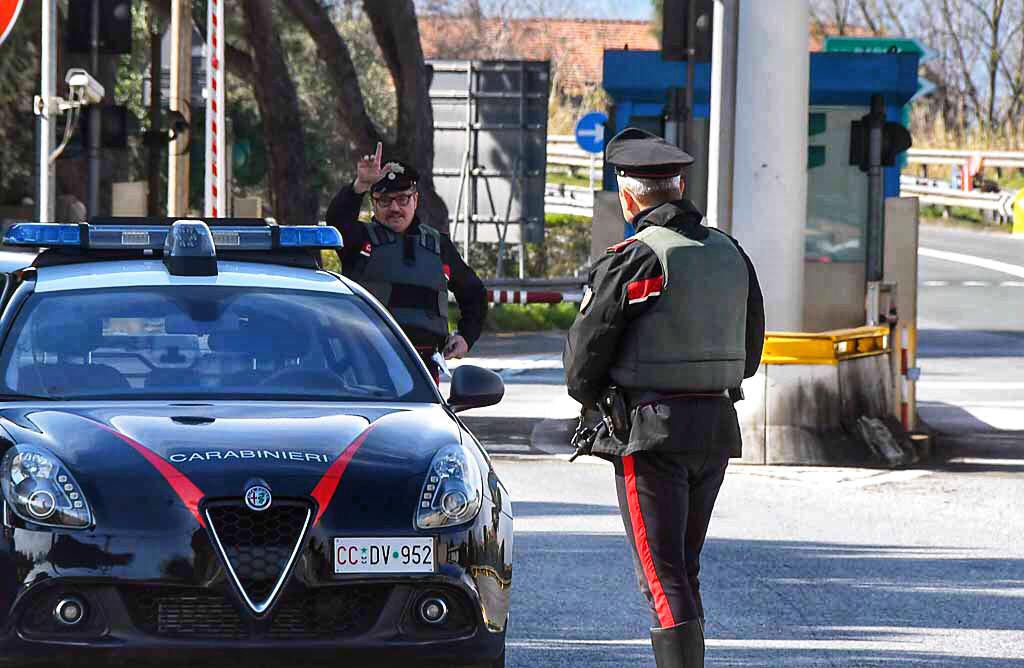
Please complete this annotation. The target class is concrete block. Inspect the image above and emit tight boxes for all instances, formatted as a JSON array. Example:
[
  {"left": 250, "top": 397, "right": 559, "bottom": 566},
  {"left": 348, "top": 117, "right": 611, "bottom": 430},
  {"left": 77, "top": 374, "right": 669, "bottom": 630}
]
[{"left": 736, "top": 371, "right": 766, "bottom": 464}]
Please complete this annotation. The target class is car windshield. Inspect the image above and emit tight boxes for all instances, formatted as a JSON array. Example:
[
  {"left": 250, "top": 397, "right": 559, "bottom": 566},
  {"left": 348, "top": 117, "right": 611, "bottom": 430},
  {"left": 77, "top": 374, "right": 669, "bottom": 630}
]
[{"left": 0, "top": 286, "right": 436, "bottom": 402}]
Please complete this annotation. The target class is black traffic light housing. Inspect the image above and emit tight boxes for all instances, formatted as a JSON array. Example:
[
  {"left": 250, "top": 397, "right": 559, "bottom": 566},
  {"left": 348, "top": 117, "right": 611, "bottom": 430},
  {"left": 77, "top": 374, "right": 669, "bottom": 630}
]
[
  {"left": 66, "top": 0, "right": 133, "bottom": 54},
  {"left": 849, "top": 109, "right": 913, "bottom": 172},
  {"left": 662, "top": 0, "right": 714, "bottom": 62}
]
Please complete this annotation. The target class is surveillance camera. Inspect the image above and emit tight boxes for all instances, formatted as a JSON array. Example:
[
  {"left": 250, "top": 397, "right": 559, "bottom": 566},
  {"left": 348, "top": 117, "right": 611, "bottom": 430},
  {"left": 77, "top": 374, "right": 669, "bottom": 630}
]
[{"left": 65, "top": 68, "right": 105, "bottom": 105}]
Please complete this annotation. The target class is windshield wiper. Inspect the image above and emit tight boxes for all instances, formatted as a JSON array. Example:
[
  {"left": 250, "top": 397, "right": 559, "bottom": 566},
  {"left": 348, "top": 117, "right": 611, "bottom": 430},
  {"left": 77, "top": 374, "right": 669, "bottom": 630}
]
[{"left": 0, "top": 393, "right": 59, "bottom": 401}]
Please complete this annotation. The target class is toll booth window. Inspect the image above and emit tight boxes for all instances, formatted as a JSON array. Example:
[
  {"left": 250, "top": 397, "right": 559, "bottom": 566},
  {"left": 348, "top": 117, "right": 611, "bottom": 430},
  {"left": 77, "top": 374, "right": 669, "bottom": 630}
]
[
  {"left": 805, "top": 106, "right": 868, "bottom": 263},
  {"left": 0, "top": 287, "right": 434, "bottom": 402}
]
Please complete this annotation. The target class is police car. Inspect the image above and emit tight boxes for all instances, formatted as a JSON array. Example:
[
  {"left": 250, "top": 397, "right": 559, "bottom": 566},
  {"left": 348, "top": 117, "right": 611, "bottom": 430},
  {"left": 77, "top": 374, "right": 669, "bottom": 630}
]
[{"left": 0, "top": 218, "right": 511, "bottom": 667}]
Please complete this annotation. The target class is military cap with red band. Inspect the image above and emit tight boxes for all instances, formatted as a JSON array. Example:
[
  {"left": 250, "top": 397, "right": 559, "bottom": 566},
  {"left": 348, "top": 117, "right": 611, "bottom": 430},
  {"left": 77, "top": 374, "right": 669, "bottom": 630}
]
[{"left": 605, "top": 127, "right": 694, "bottom": 178}]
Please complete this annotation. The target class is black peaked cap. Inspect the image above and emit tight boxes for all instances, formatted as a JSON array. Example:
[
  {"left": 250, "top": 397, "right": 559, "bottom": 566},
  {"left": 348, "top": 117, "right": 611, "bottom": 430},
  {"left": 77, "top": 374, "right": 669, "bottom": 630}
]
[
  {"left": 371, "top": 160, "right": 420, "bottom": 194},
  {"left": 605, "top": 127, "right": 694, "bottom": 177}
]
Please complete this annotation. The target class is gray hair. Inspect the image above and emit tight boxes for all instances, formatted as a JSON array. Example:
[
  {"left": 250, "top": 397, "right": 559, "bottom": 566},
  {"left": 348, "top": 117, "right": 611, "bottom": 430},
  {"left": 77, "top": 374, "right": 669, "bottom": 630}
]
[{"left": 616, "top": 174, "right": 682, "bottom": 200}]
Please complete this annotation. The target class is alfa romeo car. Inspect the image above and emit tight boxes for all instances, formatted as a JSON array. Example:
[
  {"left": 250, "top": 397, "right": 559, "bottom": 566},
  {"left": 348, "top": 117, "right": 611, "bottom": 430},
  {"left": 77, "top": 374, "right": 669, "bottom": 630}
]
[{"left": 0, "top": 218, "right": 512, "bottom": 667}]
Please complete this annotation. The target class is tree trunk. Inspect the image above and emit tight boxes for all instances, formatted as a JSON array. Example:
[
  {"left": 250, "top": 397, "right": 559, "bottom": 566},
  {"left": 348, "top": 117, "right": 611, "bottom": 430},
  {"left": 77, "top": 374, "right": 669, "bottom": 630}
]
[
  {"left": 240, "top": 0, "right": 311, "bottom": 226},
  {"left": 363, "top": 0, "right": 449, "bottom": 233}
]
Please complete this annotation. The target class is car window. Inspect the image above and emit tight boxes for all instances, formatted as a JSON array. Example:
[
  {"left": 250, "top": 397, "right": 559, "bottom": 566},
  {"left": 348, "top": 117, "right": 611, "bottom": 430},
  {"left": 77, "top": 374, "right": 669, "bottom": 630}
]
[{"left": 0, "top": 286, "right": 436, "bottom": 402}]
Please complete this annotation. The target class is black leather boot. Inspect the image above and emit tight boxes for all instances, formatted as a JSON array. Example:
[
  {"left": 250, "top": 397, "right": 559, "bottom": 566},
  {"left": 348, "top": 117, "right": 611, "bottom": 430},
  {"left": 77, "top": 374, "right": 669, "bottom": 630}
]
[{"left": 650, "top": 620, "right": 705, "bottom": 668}]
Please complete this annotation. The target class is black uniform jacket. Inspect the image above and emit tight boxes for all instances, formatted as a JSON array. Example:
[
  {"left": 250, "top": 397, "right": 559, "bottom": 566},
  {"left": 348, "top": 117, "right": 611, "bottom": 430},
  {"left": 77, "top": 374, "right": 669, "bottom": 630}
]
[
  {"left": 326, "top": 182, "right": 487, "bottom": 351},
  {"left": 563, "top": 199, "right": 766, "bottom": 458}
]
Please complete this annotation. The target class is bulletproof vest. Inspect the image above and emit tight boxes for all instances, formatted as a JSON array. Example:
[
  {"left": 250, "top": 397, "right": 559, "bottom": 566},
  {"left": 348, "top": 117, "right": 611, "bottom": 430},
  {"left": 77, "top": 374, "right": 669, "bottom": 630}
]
[
  {"left": 354, "top": 221, "right": 449, "bottom": 343},
  {"left": 609, "top": 223, "right": 749, "bottom": 392}
]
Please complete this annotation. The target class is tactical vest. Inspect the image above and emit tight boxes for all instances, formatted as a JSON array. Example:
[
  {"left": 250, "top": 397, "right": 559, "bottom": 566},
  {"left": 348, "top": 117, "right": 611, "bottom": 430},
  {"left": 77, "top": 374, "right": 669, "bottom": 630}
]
[
  {"left": 608, "top": 224, "right": 748, "bottom": 392},
  {"left": 354, "top": 220, "right": 449, "bottom": 343}
]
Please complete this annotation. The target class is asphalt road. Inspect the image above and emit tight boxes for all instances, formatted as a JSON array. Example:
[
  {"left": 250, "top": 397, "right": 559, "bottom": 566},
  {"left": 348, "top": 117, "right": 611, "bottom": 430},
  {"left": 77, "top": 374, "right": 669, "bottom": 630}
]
[{"left": 458, "top": 222, "right": 1024, "bottom": 666}]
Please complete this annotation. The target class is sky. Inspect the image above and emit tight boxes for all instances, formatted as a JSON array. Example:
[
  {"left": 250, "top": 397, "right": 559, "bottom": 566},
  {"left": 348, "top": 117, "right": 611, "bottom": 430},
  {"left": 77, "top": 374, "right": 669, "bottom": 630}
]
[{"left": 571, "top": 0, "right": 653, "bottom": 20}]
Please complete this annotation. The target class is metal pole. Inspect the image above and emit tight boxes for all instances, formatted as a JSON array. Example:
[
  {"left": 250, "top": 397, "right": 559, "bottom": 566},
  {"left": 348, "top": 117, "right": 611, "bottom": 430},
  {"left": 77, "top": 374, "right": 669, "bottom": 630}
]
[
  {"left": 684, "top": 0, "right": 697, "bottom": 156},
  {"left": 147, "top": 25, "right": 162, "bottom": 215},
  {"left": 463, "top": 62, "right": 472, "bottom": 260},
  {"left": 38, "top": 0, "right": 57, "bottom": 222},
  {"left": 168, "top": 0, "right": 192, "bottom": 217},
  {"left": 707, "top": 0, "right": 738, "bottom": 232},
  {"left": 866, "top": 93, "right": 886, "bottom": 283},
  {"left": 87, "top": 0, "right": 102, "bottom": 218}
]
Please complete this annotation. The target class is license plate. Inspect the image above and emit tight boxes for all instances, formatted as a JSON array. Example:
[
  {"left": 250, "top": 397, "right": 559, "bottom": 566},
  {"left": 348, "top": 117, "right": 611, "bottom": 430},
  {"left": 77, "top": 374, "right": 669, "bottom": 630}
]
[{"left": 333, "top": 537, "right": 435, "bottom": 574}]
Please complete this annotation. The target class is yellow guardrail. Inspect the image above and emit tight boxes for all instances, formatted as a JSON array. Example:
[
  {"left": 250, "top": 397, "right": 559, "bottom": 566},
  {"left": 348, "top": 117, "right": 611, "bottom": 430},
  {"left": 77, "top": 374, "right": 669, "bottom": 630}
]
[{"left": 762, "top": 326, "right": 891, "bottom": 365}]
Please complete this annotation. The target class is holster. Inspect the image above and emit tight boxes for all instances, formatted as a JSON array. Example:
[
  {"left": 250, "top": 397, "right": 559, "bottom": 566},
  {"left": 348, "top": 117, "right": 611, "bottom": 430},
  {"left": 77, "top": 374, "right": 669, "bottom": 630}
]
[{"left": 599, "top": 385, "right": 631, "bottom": 444}]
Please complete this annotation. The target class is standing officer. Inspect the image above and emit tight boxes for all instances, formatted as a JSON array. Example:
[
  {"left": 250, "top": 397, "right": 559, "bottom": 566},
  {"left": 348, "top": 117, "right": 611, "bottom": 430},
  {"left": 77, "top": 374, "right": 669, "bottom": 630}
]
[
  {"left": 326, "top": 143, "right": 487, "bottom": 380},
  {"left": 563, "top": 128, "right": 765, "bottom": 667}
]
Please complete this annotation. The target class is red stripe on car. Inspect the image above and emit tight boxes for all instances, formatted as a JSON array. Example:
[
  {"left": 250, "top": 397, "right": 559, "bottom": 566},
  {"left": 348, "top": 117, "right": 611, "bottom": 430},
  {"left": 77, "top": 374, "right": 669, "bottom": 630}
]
[
  {"left": 310, "top": 424, "right": 376, "bottom": 526},
  {"left": 443, "top": 264, "right": 451, "bottom": 280},
  {"left": 626, "top": 276, "right": 664, "bottom": 304},
  {"left": 623, "top": 454, "right": 677, "bottom": 628},
  {"left": 93, "top": 422, "right": 207, "bottom": 528}
]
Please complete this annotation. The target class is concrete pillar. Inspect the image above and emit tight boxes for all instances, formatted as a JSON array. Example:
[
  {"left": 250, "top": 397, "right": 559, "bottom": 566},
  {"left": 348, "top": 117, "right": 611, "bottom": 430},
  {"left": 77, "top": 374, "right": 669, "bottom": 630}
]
[{"left": 731, "top": 0, "right": 809, "bottom": 331}]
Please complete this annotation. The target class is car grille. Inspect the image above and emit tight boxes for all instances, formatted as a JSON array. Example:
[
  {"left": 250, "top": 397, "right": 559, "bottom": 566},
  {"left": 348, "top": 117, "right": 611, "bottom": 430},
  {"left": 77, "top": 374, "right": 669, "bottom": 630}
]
[
  {"left": 205, "top": 500, "right": 310, "bottom": 612},
  {"left": 121, "top": 586, "right": 393, "bottom": 640}
]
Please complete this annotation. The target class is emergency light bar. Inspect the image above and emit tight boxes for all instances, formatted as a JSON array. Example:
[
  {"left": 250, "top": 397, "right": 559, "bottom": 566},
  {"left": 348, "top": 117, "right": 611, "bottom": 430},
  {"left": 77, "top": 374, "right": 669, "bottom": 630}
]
[{"left": 3, "top": 220, "right": 343, "bottom": 251}]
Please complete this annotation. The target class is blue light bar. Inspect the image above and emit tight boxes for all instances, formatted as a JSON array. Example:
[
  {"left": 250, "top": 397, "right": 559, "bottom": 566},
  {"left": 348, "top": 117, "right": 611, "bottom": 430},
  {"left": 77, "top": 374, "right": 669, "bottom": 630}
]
[
  {"left": 279, "top": 226, "right": 343, "bottom": 249},
  {"left": 4, "top": 223, "right": 81, "bottom": 247},
  {"left": 2, "top": 221, "right": 343, "bottom": 251}
]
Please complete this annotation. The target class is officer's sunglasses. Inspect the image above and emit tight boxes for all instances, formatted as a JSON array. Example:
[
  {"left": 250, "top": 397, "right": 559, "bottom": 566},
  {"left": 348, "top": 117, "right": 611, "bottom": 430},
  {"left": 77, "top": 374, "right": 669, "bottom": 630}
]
[{"left": 371, "top": 191, "right": 416, "bottom": 208}]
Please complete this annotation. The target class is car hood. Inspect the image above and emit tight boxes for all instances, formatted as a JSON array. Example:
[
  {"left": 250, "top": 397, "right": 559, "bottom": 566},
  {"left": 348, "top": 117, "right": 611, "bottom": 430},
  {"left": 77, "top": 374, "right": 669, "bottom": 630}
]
[{"left": 0, "top": 402, "right": 466, "bottom": 531}]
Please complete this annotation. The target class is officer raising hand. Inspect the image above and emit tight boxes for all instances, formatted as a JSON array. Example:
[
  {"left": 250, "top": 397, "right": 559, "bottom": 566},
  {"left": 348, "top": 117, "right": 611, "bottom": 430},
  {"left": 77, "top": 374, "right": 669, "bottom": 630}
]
[
  {"left": 326, "top": 144, "right": 487, "bottom": 380},
  {"left": 563, "top": 128, "right": 765, "bottom": 667}
]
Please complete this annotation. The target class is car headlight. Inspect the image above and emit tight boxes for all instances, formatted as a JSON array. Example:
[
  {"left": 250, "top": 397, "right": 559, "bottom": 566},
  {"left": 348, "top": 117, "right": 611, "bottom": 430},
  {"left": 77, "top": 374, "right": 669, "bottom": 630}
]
[
  {"left": 1, "top": 445, "right": 92, "bottom": 528},
  {"left": 416, "top": 444, "right": 482, "bottom": 530}
]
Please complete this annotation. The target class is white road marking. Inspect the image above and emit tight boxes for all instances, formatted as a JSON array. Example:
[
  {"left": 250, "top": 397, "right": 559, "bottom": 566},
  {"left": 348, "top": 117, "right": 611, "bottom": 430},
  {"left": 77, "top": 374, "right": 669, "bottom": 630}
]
[
  {"left": 922, "top": 280, "right": 949, "bottom": 287},
  {"left": 1002, "top": 281, "right": 1024, "bottom": 287},
  {"left": 510, "top": 628, "right": 1024, "bottom": 657},
  {"left": 917, "top": 381, "right": 1024, "bottom": 390},
  {"left": 961, "top": 280, "right": 989, "bottom": 286},
  {"left": 919, "top": 247, "right": 1024, "bottom": 279}
]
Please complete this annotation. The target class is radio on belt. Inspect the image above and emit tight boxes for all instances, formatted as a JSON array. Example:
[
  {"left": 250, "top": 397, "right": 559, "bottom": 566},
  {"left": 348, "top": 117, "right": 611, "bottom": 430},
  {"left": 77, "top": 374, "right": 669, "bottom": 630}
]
[{"left": 2, "top": 218, "right": 344, "bottom": 276}]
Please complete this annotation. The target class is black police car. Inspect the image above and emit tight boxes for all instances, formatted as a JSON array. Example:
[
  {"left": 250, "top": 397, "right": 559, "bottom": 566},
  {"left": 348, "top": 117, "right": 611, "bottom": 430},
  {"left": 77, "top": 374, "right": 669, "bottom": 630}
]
[{"left": 0, "top": 219, "right": 511, "bottom": 667}]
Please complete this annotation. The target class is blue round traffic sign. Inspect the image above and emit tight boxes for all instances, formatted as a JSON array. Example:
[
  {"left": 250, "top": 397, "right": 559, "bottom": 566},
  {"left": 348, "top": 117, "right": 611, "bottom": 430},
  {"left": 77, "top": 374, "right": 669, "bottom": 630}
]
[{"left": 575, "top": 112, "right": 608, "bottom": 154}]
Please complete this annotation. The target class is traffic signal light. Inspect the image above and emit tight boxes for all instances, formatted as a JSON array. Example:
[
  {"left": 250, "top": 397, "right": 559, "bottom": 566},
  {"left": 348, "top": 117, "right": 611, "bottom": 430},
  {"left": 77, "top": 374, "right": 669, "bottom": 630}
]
[
  {"left": 66, "top": 0, "right": 133, "bottom": 54},
  {"left": 662, "top": 0, "right": 714, "bottom": 62},
  {"left": 849, "top": 113, "right": 912, "bottom": 172}
]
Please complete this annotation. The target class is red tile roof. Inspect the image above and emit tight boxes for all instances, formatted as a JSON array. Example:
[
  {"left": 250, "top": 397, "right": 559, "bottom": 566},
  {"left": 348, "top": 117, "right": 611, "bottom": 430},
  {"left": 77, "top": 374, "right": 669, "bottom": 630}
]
[{"left": 418, "top": 17, "right": 660, "bottom": 93}]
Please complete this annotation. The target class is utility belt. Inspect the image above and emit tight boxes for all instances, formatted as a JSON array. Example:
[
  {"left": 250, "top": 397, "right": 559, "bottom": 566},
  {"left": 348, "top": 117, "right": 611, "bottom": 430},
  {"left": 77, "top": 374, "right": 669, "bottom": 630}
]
[{"left": 570, "top": 385, "right": 744, "bottom": 462}]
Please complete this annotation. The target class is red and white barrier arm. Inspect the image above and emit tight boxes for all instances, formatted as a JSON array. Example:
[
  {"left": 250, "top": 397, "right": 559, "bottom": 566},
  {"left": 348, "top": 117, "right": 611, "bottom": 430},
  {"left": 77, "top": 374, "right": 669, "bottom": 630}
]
[{"left": 204, "top": 0, "right": 226, "bottom": 217}]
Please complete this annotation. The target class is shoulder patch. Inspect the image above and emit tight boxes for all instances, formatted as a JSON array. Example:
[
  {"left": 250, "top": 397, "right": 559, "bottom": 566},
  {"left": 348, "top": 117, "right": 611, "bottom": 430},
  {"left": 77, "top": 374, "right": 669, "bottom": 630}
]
[{"left": 606, "top": 238, "right": 638, "bottom": 254}]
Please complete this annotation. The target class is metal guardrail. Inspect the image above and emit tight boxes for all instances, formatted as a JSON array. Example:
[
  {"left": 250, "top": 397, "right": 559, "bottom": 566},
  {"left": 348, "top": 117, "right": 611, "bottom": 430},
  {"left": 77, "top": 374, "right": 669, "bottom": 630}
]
[
  {"left": 906, "top": 148, "right": 1024, "bottom": 170},
  {"left": 544, "top": 182, "right": 594, "bottom": 217},
  {"left": 899, "top": 176, "right": 1017, "bottom": 218},
  {"left": 761, "top": 326, "right": 891, "bottom": 365}
]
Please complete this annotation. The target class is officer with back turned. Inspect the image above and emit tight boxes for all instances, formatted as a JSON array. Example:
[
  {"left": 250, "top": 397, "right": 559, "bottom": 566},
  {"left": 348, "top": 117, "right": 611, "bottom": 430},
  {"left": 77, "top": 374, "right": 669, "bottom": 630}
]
[
  {"left": 326, "top": 143, "right": 487, "bottom": 381},
  {"left": 563, "top": 128, "right": 765, "bottom": 667}
]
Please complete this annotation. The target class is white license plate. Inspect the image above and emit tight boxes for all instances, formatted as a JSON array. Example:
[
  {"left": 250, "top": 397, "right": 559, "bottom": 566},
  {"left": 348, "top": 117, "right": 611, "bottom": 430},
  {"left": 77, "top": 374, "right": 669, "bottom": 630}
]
[{"left": 333, "top": 537, "right": 435, "bottom": 574}]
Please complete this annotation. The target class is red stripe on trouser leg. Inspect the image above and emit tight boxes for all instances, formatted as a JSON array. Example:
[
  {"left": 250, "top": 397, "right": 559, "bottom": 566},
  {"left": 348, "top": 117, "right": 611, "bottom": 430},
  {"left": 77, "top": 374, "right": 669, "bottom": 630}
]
[{"left": 623, "top": 454, "right": 677, "bottom": 628}]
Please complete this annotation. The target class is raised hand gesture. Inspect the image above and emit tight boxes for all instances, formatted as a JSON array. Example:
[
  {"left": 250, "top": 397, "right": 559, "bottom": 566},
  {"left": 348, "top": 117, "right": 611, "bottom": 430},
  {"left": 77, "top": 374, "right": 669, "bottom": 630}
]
[{"left": 354, "top": 142, "right": 384, "bottom": 194}]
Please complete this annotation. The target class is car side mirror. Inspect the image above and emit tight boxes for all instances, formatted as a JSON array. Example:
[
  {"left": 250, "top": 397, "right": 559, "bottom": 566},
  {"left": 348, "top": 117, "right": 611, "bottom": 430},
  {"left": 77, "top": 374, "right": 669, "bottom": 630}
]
[{"left": 448, "top": 365, "right": 504, "bottom": 413}]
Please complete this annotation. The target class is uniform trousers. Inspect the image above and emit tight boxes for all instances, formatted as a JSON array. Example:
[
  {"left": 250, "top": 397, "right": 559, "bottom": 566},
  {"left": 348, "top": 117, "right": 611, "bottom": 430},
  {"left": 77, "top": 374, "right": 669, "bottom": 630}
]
[{"left": 613, "top": 449, "right": 730, "bottom": 628}]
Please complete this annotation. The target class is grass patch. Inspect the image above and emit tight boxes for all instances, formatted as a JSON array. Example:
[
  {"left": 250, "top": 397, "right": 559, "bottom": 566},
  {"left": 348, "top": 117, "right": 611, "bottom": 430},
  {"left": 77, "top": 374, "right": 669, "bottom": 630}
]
[
  {"left": 546, "top": 170, "right": 601, "bottom": 188},
  {"left": 920, "top": 205, "right": 1011, "bottom": 233},
  {"left": 450, "top": 303, "right": 579, "bottom": 332}
]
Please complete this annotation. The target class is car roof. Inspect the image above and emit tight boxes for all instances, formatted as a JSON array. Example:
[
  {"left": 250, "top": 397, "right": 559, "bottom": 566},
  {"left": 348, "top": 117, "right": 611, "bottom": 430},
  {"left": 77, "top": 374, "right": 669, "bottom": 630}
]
[{"left": 33, "top": 258, "right": 356, "bottom": 295}]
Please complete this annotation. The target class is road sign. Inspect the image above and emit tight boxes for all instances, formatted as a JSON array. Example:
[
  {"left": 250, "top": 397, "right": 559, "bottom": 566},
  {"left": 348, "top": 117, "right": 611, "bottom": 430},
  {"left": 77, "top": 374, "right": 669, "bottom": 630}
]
[
  {"left": 824, "top": 36, "right": 936, "bottom": 64},
  {"left": 0, "top": 0, "right": 25, "bottom": 48},
  {"left": 1001, "top": 190, "right": 1022, "bottom": 219},
  {"left": 575, "top": 112, "right": 608, "bottom": 154}
]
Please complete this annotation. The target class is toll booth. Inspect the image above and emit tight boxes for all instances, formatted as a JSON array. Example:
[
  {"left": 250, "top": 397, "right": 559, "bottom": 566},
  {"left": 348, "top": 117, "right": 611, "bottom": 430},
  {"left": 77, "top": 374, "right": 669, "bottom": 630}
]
[{"left": 601, "top": 48, "right": 921, "bottom": 331}]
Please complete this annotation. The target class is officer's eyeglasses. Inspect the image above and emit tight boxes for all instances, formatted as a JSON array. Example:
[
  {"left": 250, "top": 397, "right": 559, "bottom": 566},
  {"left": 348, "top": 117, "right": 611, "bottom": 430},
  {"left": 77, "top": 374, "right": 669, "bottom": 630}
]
[{"left": 372, "top": 192, "right": 415, "bottom": 208}]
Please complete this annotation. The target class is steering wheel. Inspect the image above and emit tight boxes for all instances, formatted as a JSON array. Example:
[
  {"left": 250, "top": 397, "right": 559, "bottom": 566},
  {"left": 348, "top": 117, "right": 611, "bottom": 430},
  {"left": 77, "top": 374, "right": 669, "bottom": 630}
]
[{"left": 258, "top": 367, "right": 348, "bottom": 390}]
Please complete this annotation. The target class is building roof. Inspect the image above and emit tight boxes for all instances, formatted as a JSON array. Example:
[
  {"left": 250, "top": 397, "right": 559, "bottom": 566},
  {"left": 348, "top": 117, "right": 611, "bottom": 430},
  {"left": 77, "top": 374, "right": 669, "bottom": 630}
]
[
  {"left": 418, "top": 17, "right": 659, "bottom": 93},
  {"left": 418, "top": 16, "right": 877, "bottom": 93}
]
